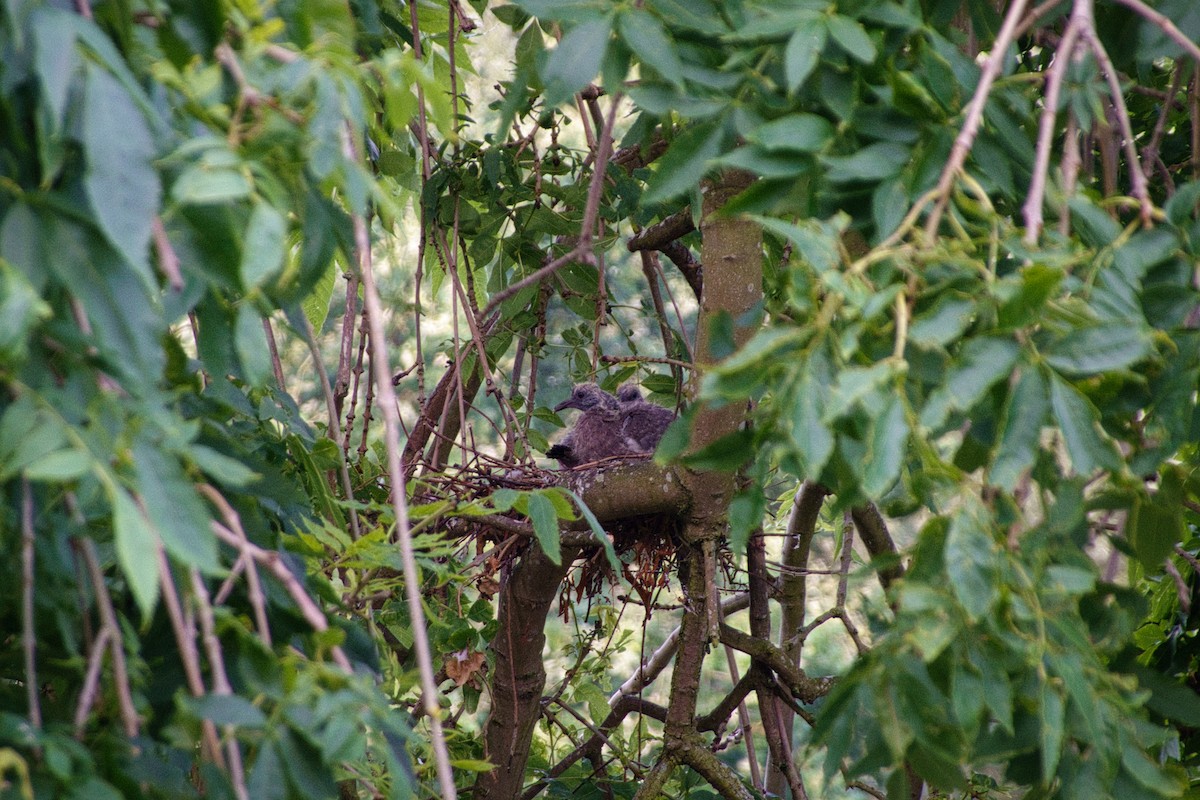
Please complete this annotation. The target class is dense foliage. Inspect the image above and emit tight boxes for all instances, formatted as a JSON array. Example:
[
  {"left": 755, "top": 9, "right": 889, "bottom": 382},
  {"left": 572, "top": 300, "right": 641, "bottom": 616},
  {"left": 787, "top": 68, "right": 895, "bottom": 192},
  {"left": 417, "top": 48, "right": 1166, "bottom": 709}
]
[{"left": 4, "top": 0, "right": 1200, "bottom": 798}]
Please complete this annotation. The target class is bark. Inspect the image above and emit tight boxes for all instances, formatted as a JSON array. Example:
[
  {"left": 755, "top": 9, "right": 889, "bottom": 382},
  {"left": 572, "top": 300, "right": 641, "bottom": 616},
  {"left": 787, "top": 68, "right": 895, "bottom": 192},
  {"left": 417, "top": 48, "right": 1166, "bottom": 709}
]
[
  {"left": 768, "top": 481, "right": 829, "bottom": 795},
  {"left": 475, "top": 543, "right": 581, "bottom": 800},
  {"left": 633, "top": 171, "right": 763, "bottom": 800},
  {"left": 851, "top": 502, "right": 904, "bottom": 591},
  {"left": 750, "top": 529, "right": 808, "bottom": 799}
]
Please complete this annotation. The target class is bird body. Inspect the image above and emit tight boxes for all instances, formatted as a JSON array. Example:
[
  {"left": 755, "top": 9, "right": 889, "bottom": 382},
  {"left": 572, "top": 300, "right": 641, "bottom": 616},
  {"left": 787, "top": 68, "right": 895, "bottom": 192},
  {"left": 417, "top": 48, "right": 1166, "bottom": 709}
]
[{"left": 548, "top": 382, "right": 674, "bottom": 469}]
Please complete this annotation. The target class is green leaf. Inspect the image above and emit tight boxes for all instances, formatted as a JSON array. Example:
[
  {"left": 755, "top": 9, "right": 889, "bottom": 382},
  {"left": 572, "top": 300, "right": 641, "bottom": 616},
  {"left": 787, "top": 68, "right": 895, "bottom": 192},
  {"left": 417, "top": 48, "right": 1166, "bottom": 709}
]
[
  {"left": 187, "top": 694, "right": 267, "bottom": 728},
  {"left": 728, "top": 486, "right": 765, "bottom": 554},
  {"left": 1121, "top": 746, "right": 1183, "bottom": 796},
  {"left": 0, "top": 259, "right": 51, "bottom": 365},
  {"left": 945, "top": 504, "right": 998, "bottom": 620},
  {"left": 790, "top": 366, "right": 835, "bottom": 478},
  {"left": 682, "top": 429, "right": 754, "bottom": 471},
  {"left": 619, "top": 10, "right": 684, "bottom": 88},
  {"left": 748, "top": 114, "right": 834, "bottom": 153},
  {"left": 1040, "top": 684, "right": 1064, "bottom": 784},
  {"left": 753, "top": 215, "right": 842, "bottom": 273},
  {"left": 1047, "top": 374, "right": 1120, "bottom": 476},
  {"left": 565, "top": 490, "right": 621, "bottom": 571},
  {"left": 23, "top": 449, "right": 90, "bottom": 482},
  {"left": 235, "top": 303, "right": 273, "bottom": 389},
  {"left": 642, "top": 120, "right": 725, "bottom": 204},
  {"left": 826, "top": 15, "right": 876, "bottom": 62},
  {"left": 784, "top": 15, "right": 826, "bottom": 92},
  {"left": 544, "top": 17, "right": 612, "bottom": 107},
  {"left": 989, "top": 365, "right": 1049, "bottom": 491},
  {"left": 527, "top": 491, "right": 561, "bottom": 564},
  {"left": 908, "top": 294, "right": 974, "bottom": 348},
  {"left": 1044, "top": 323, "right": 1152, "bottom": 376},
  {"left": 83, "top": 65, "right": 160, "bottom": 286},
  {"left": 242, "top": 203, "right": 288, "bottom": 289},
  {"left": 1130, "top": 467, "right": 1184, "bottom": 569},
  {"left": 132, "top": 440, "right": 221, "bottom": 574},
  {"left": 189, "top": 445, "right": 260, "bottom": 488},
  {"left": 110, "top": 486, "right": 161, "bottom": 617},
  {"left": 996, "top": 264, "right": 1062, "bottom": 329},
  {"left": 821, "top": 142, "right": 910, "bottom": 183},
  {"left": 863, "top": 393, "right": 908, "bottom": 497},
  {"left": 920, "top": 337, "right": 1020, "bottom": 430}
]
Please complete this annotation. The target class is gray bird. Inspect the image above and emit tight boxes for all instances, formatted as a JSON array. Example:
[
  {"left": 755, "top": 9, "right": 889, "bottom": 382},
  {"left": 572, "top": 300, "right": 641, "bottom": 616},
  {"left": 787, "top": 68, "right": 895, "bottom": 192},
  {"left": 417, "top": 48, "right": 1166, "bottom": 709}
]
[
  {"left": 547, "top": 384, "right": 622, "bottom": 469},
  {"left": 548, "top": 382, "right": 675, "bottom": 468},
  {"left": 615, "top": 383, "right": 675, "bottom": 453}
]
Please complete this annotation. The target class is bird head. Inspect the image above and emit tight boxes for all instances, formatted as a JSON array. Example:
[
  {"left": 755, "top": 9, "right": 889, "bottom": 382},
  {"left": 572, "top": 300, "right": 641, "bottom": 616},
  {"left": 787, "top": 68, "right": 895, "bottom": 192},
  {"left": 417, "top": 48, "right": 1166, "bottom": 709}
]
[
  {"left": 554, "top": 383, "right": 617, "bottom": 414},
  {"left": 616, "top": 383, "right": 643, "bottom": 404}
]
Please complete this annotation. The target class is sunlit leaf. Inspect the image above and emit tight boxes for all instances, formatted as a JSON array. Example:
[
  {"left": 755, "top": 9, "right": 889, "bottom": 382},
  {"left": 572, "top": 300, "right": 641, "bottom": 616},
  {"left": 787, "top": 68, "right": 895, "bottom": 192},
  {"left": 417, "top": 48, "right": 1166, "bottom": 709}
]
[
  {"left": 110, "top": 486, "right": 161, "bottom": 618},
  {"left": 544, "top": 16, "right": 612, "bottom": 107},
  {"left": 527, "top": 491, "right": 561, "bottom": 565},
  {"left": 619, "top": 9, "right": 683, "bottom": 88}
]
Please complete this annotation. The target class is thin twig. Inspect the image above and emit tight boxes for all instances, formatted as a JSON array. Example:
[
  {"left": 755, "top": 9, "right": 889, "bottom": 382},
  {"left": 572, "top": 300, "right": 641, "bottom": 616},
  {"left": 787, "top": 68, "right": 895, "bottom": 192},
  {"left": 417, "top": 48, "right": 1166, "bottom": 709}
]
[
  {"left": 191, "top": 570, "right": 250, "bottom": 800},
  {"left": 925, "top": 0, "right": 1032, "bottom": 238},
  {"left": 156, "top": 546, "right": 225, "bottom": 765},
  {"left": 199, "top": 485, "right": 272, "bottom": 646},
  {"left": 299, "top": 311, "right": 361, "bottom": 539},
  {"left": 209, "top": 521, "right": 352, "bottom": 672},
  {"left": 78, "top": 539, "right": 141, "bottom": 739},
  {"left": 1022, "top": 0, "right": 1084, "bottom": 244},
  {"left": 262, "top": 317, "right": 288, "bottom": 393},
  {"left": 1082, "top": 25, "right": 1155, "bottom": 225},
  {"left": 341, "top": 127, "right": 457, "bottom": 799},
  {"left": 1110, "top": 0, "right": 1200, "bottom": 64},
  {"left": 21, "top": 479, "right": 41, "bottom": 731}
]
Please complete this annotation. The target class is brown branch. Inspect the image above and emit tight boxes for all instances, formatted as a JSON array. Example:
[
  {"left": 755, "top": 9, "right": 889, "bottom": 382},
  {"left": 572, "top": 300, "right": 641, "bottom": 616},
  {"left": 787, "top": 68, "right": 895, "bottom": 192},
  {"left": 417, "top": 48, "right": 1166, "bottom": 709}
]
[
  {"left": 192, "top": 570, "right": 250, "bottom": 800},
  {"left": 78, "top": 539, "right": 141, "bottom": 739},
  {"left": 627, "top": 211, "right": 696, "bottom": 252},
  {"left": 718, "top": 624, "right": 835, "bottom": 704},
  {"left": 21, "top": 479, "right": 41, "bottom": 732},
  {"left": 343, "top": 128, "right": 456, "bottom": 799},
  {"left": 1022, "top": 3, "right": 1085, "bottom": 244},
  {"left": 155, "top": 546, "right": 224, "bottom": 766},
  {"left": 1082, "top": 26, "right": 1154, "bottom": 226},
  {"left": 925, "top": 0, "right": 1032, "bottom": 238},
  {"left": 298, "top": 311, "right": 361, "bottom": 539},
  {"left": 209, "top": 521, "right": 353, "bottom": 672},
  {"left": 851, "top": 503, "right": 904, "bottom": 591},
  {"left": 1109, "top": 0, "right": 1200, "bottom": 64}
]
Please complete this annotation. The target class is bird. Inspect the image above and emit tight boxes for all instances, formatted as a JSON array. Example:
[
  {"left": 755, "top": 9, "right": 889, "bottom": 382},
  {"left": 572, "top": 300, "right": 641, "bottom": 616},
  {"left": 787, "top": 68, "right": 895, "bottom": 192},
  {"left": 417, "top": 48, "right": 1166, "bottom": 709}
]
[
  {"left": 547, "top": 384, "right": 621, "bottom": 469},
  {"left": 547, "top": 382, "right": 675, "bottom": 468},
  {"left": 615, "top": 382, "right": 675, "bottom": 454}
]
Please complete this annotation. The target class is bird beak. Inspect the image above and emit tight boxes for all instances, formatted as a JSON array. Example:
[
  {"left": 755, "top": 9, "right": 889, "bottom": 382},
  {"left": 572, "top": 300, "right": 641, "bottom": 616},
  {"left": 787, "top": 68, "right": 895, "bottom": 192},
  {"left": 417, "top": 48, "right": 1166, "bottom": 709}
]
[{"left": 554, "top": 398, "right": 577, "bottom": 413}]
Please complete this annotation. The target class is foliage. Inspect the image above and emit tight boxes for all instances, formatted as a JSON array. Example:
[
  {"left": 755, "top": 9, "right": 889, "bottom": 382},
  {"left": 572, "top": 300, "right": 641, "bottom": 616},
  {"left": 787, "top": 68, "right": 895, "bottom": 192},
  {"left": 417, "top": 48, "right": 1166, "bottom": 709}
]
[{"left": 4, "top": 0, "right": 1200, "bottom": 799}]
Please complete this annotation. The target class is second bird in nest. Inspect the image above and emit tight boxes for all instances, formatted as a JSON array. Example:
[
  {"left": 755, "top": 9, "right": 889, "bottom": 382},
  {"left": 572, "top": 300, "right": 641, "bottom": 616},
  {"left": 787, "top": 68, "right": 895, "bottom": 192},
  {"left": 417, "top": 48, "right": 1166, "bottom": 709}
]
[{"left": 547, "top": 383, "right": 675, "bottom": 469}]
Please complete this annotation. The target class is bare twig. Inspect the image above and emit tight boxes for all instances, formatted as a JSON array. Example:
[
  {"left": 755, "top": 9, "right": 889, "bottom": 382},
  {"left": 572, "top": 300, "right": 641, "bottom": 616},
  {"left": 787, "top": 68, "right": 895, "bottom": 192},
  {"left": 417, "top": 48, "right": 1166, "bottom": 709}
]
[
  {"left": 151, "top": 216, "right": 183, "bottom": 291},
  {"left": 73, "top": 627, "right": 112, "bottom": 736},
  {"left": 199, "top": 485, "right": 272, "bottom": 646},
  {"left": 925, "top": 0, "right": 1032, "bottom": 238},
  {"left": 191, "top": 570, "right": 250, "bottom": 800},
  {"left": 298, "top": 310, "right": 361, "bottom": 538},
  {"left": 262, "top": 317, "right": 288, "bottom": 393},
  {"left": 1082, "top": 25, "right": 1154, "bottom": 225},
  {"left": 78, "top": 539, "right": 141, "bottom": 739},
  {"left": 1022, "top": 0, "right": 1084, "bottom": 244},
  {"left": 342, "top": 128, "right": 457, "bottom": 799},
  {"left": 1109, "top": 0, "right": 1200, "bottom": 64},
  {"left": 210, "top": 520, "right": 352, "bottom": 672},
  {"left": 156, "top": 546, "right": 225, "bottom": 766},
  {"left": 21, "top": 479, "right": 41, "bottom": 731}
]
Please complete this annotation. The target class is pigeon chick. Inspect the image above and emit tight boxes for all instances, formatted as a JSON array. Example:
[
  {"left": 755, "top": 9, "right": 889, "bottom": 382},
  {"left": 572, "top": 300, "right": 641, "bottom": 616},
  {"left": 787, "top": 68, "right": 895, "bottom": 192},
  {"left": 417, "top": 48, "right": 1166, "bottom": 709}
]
[
  {"left": 547, "top": 384, "right": 622, "bottom": 469},
  {"left": 615, "top": 383, "right": 675, "bottom": 454}
]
